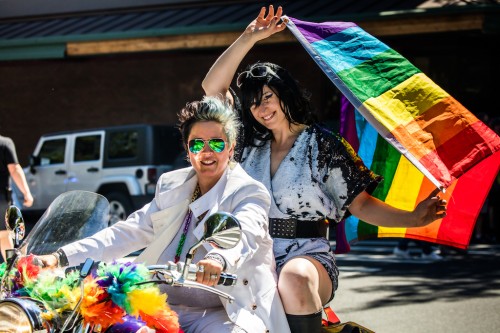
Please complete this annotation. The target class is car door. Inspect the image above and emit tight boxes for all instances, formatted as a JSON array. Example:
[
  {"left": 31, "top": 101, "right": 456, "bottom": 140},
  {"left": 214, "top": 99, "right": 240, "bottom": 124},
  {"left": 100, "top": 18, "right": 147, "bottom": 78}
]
[
  {"left": 66, "top": 131, "right": 104, "bottom": 193},
  {"left": 27, "top": 135, "right": 70, "bottom": 210}
]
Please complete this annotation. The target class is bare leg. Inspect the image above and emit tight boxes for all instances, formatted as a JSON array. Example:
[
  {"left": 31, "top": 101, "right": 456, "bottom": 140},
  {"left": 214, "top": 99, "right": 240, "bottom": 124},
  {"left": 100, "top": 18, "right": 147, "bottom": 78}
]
[
  {"left": 278, "top": 256, "right": 333, "bottom": 314},
  {"left": 279, "top": 256, "right": 332, "bottom": 333}
]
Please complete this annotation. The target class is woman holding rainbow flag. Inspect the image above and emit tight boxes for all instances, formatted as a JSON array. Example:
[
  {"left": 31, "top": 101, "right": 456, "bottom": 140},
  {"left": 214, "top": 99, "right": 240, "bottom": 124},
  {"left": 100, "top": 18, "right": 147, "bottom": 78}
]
[{"left": 202, "top": 5, "right": 448, "bottom": 332}]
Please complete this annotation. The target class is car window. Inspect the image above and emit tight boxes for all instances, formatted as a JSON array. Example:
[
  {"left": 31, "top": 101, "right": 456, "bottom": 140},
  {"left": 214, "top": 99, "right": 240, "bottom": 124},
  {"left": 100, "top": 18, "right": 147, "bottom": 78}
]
[
  {"left": 74, "top": 134, "right": 101, "bottom": 162},
  {"left": 39, "top": 138, "right": 66, "bottom": 165},
  {"left": 108, "top": 130, "right": 138, "bottom": 159}
]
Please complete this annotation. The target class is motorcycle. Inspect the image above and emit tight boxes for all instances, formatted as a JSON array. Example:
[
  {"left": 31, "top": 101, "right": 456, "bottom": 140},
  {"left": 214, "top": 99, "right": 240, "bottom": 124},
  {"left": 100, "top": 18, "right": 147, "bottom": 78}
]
[{"left": 0, "top": 190, "right": 240, "bottom": 333}]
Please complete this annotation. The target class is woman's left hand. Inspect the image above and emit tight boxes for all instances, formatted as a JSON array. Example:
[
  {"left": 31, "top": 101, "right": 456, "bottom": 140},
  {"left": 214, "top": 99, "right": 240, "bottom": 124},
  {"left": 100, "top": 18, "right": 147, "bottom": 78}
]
[
  {"left": 412, "top": 187, "right": 447, "bottom": 227},
  {"left": 195, "top": 258, "right": 223, "bottom": 286},
  {"left": 244, "top": 5, "right": 287, "bottom": 43}
]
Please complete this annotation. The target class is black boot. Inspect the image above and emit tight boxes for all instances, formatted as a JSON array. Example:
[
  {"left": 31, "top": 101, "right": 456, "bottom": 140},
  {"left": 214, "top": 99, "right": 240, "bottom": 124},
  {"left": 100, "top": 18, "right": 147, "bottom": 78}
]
[{"left": 286, "top": 310, "right": 322, "bottom": 333}]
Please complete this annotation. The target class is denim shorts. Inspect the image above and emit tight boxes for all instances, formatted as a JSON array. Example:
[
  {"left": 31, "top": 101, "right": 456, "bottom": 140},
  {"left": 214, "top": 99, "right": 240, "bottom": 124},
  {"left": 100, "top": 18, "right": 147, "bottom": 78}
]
[{"left": 273, "top": 236, "right": 339, "bottom": 303}]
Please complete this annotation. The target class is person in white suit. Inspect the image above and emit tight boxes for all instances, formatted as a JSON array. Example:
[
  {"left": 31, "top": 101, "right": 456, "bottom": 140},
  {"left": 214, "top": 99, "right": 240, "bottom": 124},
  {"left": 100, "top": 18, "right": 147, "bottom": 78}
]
[{"left": 38, "top": 96, "right": 290, "bottom": 333}]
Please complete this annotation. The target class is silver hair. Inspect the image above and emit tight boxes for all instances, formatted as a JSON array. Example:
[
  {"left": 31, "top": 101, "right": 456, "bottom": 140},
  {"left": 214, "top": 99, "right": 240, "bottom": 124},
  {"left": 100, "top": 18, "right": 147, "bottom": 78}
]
[{"left": 196, "top": 96, "right": 241, "bottom": 147}]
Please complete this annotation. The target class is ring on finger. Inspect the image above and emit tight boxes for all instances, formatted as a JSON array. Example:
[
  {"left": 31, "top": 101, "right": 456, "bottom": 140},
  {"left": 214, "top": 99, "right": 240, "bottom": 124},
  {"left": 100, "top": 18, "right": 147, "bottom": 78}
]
[
  {"left": 197, "top": 265, "right": 205, "bottom": 273},
  {"left": 210, "top": 273, "right": 218, "bottom": 280}
]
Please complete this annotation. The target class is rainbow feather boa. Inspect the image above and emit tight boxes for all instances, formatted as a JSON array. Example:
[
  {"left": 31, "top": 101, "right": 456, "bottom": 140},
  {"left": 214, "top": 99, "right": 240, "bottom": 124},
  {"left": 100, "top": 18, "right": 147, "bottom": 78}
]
[{"left": 0, "top": 256, "right": 180, "bottom": 332}]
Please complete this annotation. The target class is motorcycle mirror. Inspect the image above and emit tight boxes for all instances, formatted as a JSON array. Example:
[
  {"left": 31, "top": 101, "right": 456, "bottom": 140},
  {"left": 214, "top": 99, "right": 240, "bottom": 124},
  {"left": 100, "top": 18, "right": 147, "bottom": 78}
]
[
  {"left": 5, "top": 205, "right": 25, "bottom": 247},
  {"left": 182, "top": 212, "right": 241, "bottom": 280},
  {"left": 203, "top": 212, "right": 242, "bottom": 250}
]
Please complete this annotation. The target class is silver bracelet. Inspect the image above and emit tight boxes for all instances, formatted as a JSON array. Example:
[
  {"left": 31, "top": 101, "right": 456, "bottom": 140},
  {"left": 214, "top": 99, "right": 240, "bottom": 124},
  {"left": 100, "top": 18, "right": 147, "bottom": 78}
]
[
  {"left": 51, "top": 251, "right": 60, "bottom": 267},
  {"left": 52, "top": 248, "right": 69, "bottom": 267},
  {"left": 204, "top": 253, "right": 227, "bottom": 270}
]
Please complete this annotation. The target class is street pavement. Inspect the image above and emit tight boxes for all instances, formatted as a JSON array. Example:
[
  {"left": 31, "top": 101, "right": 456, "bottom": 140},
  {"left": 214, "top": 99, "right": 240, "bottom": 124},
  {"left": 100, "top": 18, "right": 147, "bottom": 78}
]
[
  {"left": 329, "top": 239, "right": 500, "bottom": 333},
  {"left": 5, "top": 215, "right": 500, "bottom": 332}
]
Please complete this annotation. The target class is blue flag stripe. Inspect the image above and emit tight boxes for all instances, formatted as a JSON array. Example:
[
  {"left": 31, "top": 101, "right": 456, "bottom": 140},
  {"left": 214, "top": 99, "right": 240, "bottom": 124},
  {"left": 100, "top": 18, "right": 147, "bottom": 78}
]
[{"left": 311, "top": 26, "right": 391, "bottom": 73}]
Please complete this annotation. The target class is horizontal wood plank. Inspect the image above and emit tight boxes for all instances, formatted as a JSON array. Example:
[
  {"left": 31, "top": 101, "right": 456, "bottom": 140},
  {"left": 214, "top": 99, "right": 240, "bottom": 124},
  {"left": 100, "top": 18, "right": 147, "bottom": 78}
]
[{"left": 66, "top": 14, "right": 484, "bottom": 56}]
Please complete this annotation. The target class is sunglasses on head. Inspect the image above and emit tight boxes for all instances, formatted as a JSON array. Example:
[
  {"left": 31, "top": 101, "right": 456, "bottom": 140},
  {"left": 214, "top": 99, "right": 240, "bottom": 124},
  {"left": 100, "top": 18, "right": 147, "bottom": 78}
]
[
  {"left": 188, "top": 138, "right": 226, "bottom": 154},
  {"left": 236, "top": 65, "right": 280, "bottom": 88}
]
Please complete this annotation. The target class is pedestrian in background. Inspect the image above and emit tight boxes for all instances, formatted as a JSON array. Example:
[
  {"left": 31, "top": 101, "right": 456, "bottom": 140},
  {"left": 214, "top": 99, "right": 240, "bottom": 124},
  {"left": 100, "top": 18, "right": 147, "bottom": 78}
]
[
  {"left": 0, "top": 133, "right": 33, "bottom": 261},
  {"left": 393, "top": 239, "right": 443, "bottom": 260}
]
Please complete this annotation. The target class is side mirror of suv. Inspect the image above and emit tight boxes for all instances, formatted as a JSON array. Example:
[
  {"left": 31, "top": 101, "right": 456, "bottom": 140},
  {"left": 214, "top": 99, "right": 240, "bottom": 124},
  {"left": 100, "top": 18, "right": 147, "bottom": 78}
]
[{"left": 29, "top": 155, "right": 40, "bottom": 174}]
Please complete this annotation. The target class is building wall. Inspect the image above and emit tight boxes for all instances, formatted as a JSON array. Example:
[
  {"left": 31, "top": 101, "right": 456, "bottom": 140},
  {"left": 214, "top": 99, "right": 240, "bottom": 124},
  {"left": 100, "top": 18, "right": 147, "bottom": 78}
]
[
  {"left": 1, "top": 31, "right": 498, "bottom": 165},
  {"left": 0, "top": 43, "right": 337, "bottom": 165}
]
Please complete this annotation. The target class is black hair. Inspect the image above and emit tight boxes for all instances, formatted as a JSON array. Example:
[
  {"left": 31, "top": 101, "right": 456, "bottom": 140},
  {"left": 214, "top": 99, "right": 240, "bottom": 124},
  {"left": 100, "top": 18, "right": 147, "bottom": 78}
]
[{"left": 238, "top": 62, "right": 316, "bottom": 145}]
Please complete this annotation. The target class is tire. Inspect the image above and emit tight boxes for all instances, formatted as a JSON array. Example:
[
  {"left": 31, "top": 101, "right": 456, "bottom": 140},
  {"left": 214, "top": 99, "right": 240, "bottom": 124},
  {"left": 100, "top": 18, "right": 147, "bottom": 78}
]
[{"left": 105, "top": 192, "right": 133, "bottom": 226}]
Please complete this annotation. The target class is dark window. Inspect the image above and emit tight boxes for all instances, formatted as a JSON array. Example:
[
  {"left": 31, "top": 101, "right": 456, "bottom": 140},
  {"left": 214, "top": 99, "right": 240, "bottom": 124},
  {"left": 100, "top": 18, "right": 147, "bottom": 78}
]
[
  {"left": 39, "top": 139, "right": 66, "bottom": 165},
  {"left": 74, "top": 135, "right": 101, "bottom": 162},
  {"left": 108, "top": 130, "right": 138, "bottom": 159}
]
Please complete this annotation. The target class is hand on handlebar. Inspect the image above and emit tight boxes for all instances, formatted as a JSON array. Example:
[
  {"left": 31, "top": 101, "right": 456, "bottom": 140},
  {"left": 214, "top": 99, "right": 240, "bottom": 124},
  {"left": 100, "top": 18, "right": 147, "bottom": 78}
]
[
  {"left": 195, "top": 258, "right": 223, "bottom": 287},
  {"left": 32, "top": 254, "right": 58, "bottom": 268}
]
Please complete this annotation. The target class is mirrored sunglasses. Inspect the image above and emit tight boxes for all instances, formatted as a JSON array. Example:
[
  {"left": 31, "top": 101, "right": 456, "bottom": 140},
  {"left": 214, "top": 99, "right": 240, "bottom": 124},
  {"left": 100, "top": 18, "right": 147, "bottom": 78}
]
[
  {"left": 236, "top": 65, "right": 280, "bottom": 88},
  {"left": 188, "top": 138, "right": 226, "bottom": 154}
]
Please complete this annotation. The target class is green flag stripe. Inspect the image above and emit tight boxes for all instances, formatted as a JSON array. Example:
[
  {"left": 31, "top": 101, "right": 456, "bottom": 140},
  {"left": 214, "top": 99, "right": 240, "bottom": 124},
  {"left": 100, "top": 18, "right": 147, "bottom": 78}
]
[
  {"left": 370, "top": 135, "right": 401, "bottom": 201},
  {"left": 337, "top": 49, "right": 421, "bottom": 103}
]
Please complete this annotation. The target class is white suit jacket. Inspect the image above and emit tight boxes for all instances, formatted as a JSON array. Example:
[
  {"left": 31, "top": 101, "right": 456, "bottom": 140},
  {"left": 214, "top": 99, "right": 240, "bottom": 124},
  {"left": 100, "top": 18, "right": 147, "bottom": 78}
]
[{"left": 62, "top": 163, "right": 290, "bottom": 333}]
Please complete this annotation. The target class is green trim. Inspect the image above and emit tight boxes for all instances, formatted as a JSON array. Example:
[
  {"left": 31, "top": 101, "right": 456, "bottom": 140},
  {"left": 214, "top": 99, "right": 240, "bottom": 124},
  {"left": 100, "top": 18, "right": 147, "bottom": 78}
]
[
  {"left": 0, "top": 5, "right": 498, "bottom": 61},
  {"left": 0, "top": 43, "right": 65, "bottom": 60},
  {"left": 2, "top": 5, "right": 498, "bottom": 47},
  {"left": 0, "top": 22, "right": 246, "bottom": 61},
  {"left": 0, "top": 22, "right": 246, "bottom": 47}
]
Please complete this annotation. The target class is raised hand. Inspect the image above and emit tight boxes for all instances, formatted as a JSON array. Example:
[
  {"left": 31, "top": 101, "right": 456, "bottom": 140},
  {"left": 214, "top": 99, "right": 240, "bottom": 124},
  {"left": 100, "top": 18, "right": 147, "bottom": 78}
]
[
  {"left": 412, "top": 187, "right": 447, "bottom": 227},
  {"left": 244, "top": 5, "right": 287, "bottom": 42}
]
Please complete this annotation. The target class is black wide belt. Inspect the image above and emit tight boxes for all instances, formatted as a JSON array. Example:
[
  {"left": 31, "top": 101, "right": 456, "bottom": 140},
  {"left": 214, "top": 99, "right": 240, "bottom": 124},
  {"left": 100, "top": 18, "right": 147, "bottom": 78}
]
[{"left": 269, "top": 218, "right": 329, "bottom": 239}]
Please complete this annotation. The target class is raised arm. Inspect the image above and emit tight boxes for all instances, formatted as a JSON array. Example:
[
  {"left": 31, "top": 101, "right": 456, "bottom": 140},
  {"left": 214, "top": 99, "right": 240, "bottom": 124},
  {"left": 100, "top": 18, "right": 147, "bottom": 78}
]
[
  {"left": 202, "top": 5, "right": 287, "bottom": 101},
  {"left": 348, "top": 188, "right": 447, "bottom": 228},
  {"left": 8, "top": 162, "right": 33, "bottom": 207}
]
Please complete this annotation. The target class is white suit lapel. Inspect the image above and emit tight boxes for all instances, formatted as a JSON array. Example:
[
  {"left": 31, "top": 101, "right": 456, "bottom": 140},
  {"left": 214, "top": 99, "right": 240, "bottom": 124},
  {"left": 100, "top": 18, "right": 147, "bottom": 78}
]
[
  {"left": 192, "top": 167, "right": 230, "bottom": 240},
  {"left": 135, "top": 171, "right": 198, "bottom": 265}
]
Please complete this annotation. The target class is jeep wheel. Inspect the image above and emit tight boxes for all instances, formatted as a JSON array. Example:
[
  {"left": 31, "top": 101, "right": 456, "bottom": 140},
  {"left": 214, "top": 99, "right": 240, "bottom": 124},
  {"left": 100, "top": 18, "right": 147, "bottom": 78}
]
[{"left": 106, "top": 192, "right": 133, "bottom": 226}]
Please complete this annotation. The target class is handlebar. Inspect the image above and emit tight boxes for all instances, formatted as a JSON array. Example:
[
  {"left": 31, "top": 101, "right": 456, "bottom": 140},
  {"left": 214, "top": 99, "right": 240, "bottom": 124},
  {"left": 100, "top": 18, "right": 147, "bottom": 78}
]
[
  {"left": 64, "top": 260, "right": 237, "bottom": 302},
  {"left": 146, "top": 261, "right": 237, "bottom": 302},
  {"left": 148, "top": 261, "right": 237, "bottom": 287},
  {"left": 218, "top": 273, "right": 238, "bottom": 286},
  {"left": 66, "top": 260, "right": 237, "bottom": 287}
]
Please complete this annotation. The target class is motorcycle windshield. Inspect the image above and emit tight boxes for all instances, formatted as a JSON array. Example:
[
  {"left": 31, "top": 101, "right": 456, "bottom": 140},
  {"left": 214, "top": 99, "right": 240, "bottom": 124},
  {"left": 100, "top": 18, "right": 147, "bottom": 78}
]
[{"left": 18, "top": 191, "right": 110, "bottom": 256}]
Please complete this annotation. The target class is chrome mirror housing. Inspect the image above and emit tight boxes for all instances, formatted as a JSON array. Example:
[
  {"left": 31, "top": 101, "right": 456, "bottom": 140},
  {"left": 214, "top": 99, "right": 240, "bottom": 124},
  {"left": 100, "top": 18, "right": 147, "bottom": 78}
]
[{"left": 5, "top": 206, "right": 25, "bottom": 247}]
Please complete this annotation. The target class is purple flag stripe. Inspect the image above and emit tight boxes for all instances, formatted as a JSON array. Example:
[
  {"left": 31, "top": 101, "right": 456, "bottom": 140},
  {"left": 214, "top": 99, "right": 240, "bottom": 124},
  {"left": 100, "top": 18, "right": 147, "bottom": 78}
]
[{"left": 289, "top": 17, "right": 356, "bottom": 44}]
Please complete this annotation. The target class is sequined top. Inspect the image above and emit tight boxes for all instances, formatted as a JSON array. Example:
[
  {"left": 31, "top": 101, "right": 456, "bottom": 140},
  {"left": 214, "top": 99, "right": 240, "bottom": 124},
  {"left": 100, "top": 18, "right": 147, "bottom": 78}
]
[{"left": 239, "top": 124, "right": 380, "bottom": 223}]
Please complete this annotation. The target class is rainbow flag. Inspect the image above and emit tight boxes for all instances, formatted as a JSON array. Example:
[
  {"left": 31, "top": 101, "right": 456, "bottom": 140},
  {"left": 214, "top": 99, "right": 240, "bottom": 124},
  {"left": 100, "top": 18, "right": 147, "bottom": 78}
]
[
  {"left": 337, "top": 97, "right": 500, "bottom": 251},
  {"left": 285, "top": 17, "right": 500, "bottom": 189},
  {"left": 285, "top": 17, "right": 500, "bottom": 250}
]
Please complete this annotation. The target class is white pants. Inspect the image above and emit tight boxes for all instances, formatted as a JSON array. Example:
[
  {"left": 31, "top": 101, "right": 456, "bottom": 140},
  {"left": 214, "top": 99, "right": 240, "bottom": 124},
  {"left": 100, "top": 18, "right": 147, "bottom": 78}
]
[{"left": 169, "top": 305, "right": 247, "bottom": 333}]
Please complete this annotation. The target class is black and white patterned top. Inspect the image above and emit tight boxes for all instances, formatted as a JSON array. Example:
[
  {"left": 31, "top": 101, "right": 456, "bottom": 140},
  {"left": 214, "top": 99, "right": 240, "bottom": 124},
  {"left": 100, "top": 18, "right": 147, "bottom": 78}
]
[{"left": 239, "top": 124, "right": 380, "bottom": 223}]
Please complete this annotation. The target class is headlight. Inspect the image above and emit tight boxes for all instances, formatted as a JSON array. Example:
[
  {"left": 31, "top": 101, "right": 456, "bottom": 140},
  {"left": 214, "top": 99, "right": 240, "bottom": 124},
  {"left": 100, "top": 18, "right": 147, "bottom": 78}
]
[{"left": 0, "top": 299, "right": 44, "bottom": 333}]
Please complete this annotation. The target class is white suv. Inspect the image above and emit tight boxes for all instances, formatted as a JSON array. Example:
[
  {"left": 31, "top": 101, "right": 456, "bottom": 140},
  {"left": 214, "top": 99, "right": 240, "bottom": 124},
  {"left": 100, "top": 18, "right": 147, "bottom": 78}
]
[{"left": 14, "top": 124, "right": 187, "bottom": 224}]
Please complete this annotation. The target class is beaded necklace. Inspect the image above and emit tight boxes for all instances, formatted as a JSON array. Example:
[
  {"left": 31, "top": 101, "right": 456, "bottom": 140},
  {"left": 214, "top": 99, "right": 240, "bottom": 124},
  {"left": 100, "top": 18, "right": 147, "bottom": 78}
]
[{"left": 174, "top": 184, "right": 201, "bottom": 263}]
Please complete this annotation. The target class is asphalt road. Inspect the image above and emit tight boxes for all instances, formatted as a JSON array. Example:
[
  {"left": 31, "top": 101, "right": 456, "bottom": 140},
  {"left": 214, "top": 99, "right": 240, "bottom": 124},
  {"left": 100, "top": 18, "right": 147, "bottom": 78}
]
[
  {"left": 5, "top": 215, "right": 500, "bottom": 333},
  {"left": 332, "top": 241, "right": 500, "bottom": 333}
]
